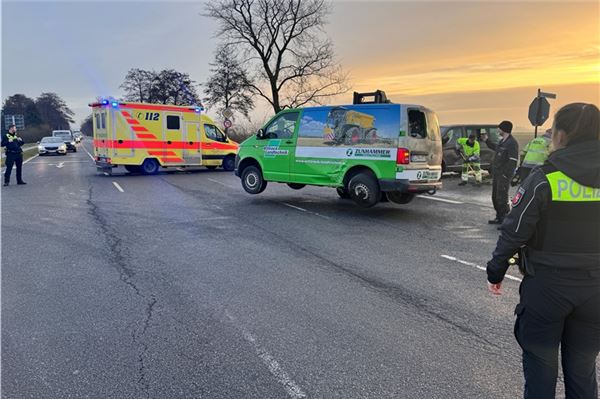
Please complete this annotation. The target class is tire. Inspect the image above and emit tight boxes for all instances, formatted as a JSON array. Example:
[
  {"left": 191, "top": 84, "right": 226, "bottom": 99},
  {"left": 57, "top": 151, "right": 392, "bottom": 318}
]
[
  {"left": 343, "top": 126, "right": 361, "bottom": 145},
  {"left": 441, "top": 160, "right": 447, "bottom": 173},
  {"left": 205, "top": 165, "right": 218, "bottom": 170},
  {"left": 348, "top": 172, "right": 380, "bottom": 208},
  {"left": 124, "top": 165, "right": 140, "bottom": 173},
  {"left": 387, "top": 192, "right": 415, "bottom": 205},
  {"left": 336, "top": 187, "right": 350, "bottom": 199},
  {"left": 241, "top": 166, "right": 267, "bottom": 194},
  {"left": 380, "top": 192, "right": 389, "bottom": 202},
  {"left": 73, "top": 148, "right": 77, "bottom": 152},
  {"left": 365, "top": 129, "right": 378, "bottom": 144},
  {"left": 287, "top": 183, "right": 306, "bottom": 190},
  {"left": 141, "top": 158, "right": 159, "bottom": 175},
  {"left": 222, "top": 155, "right": 235, "bottom": 171}
]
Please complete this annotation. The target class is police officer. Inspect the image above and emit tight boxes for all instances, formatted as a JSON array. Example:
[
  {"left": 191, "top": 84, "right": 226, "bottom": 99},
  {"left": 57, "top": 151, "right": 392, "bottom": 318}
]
[
  {"left": 481, "top": 121, "right": 519, "bottom": 224},
  {"left": 1, "top": 124, "right": 26, "bottom": 186},
  {"left": 514, "top": 128, "right": 552, "bottom": 184},
  {"left": 486, "top": 103, "right": 600, "bottom": 399},
  {"left": 456, "top": 132, "right": 482, "bottom": 186}
]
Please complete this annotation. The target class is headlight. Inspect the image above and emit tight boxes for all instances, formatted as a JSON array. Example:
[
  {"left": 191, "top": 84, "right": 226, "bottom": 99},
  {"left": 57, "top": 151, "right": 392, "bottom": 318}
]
[
  {"left": 70, "top": 141, "right": 75, "bottom": 145},
  {"left": 38, "top": 145, "right": 44, "bottom": 151},
  {"left": 60, "top": 145, "right": 66, "bottom": 150}
]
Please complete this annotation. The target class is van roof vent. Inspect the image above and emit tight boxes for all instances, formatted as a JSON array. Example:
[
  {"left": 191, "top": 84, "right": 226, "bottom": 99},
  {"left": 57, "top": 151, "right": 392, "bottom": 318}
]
[{"left": 352, "top": 90, "right": 391, "bottom": 105}]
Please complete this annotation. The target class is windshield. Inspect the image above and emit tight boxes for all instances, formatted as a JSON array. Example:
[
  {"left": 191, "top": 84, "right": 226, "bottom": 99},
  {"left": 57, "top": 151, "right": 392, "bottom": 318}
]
[{"left": 41, "top": 137, "right": 64, "bottom": 143}]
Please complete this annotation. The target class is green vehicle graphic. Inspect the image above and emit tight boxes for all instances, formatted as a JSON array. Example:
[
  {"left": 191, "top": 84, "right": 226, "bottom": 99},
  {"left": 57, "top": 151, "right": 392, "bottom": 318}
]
[{"left": 324, "top": 107, "right": 379, "bottom": 145}]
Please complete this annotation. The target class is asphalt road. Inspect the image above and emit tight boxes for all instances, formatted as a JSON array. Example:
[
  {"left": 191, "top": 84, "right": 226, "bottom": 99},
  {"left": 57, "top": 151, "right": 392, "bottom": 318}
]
[{"left": 2, "top": 141, "right": 595, "bottom": 398}]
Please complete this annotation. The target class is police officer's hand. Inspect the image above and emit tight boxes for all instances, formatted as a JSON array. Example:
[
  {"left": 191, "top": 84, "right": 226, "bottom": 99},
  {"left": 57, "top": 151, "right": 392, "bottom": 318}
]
[{"left": 487, "top": 281, "right": 502, "bottom": 295}]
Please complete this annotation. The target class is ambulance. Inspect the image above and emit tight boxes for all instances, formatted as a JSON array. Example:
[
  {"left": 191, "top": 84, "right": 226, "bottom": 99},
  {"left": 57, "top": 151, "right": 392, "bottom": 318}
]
[{"left": 89, "top": 100, "right": 239, "bottom": 174}]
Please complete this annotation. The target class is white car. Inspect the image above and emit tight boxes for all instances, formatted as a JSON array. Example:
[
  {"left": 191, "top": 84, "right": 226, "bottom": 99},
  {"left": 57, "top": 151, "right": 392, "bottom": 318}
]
[{"left": 38, "top": 137, "right": 67, "bottom": 155}]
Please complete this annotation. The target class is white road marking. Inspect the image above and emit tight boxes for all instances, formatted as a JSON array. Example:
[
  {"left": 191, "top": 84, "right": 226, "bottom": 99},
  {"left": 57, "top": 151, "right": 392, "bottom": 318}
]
[
  {"left": 112, "top": 181, "right": 124, "bottom": 193},
  {"left": 56, "top": 162, "right": 64, "bottom": 169},
  {"left": 417, "top": 195, "right": 463, "bottom": 204},
  {"left": 282, "top": 202, "right": 330, "bottom": 219},
  {"left": 82, "top": 144, "right": 95, "bottom": 161},
  {"left": 225, "top": 310, "right": 306, "bottom": 399},
  {"left": 29, "top": 160, "right": 89, "bottom": 164},
  {"left": 23, "top": 154, "right": 39, "bottom": 164},
  {"left": 441, "top": 255, "right": 522, "bottom": 282},
  {"left": 208, "top": 178, "right": 237, "bottom": 189}
]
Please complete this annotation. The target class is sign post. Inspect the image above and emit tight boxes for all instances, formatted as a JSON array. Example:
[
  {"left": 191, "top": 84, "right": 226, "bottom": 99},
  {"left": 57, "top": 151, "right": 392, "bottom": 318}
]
[
  {"left": 528, "top": 89, "right": 556, "bottom": 138},
  {"left": 4, "top": 114, "right": 25, "bottom": 130}
]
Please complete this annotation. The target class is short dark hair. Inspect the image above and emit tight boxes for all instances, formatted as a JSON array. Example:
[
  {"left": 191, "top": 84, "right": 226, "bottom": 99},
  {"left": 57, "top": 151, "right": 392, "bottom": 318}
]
[
  {"left": 554, "top": 103, "right": 600, "bottom": 145},
  {"left": 8, "top": 124, "right": 16, "bottom": 129}
]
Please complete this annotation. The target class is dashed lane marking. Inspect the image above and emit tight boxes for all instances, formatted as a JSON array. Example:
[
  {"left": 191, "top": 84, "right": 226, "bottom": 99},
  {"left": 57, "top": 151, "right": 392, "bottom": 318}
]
[
  {"left": 441, "top": 255, "right": 522, "bottom": 282},
  {"left": 112, "top": 181, "right": 124, "bottom": 193},
  {"left": 282, "top": 202, "right": 330, "bottom": 219},
  {"left": 225, "top": 310, "right": 307, "bottom": 399},
  {"left": 417, "top": 195, "right": 463, "bottom": 204}
]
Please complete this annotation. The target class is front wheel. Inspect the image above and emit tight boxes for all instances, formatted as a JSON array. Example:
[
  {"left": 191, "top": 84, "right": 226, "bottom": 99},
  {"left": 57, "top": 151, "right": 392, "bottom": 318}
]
[
  {"left": 141, "top": 158, "right": 159, "bottom": 175},
  {"left": 222, "top": 155, "right": 235, "bottom": 171},
  {"left": 387, "top": 192, "right": 415, "bottom": 204},
  {"left": 241, "top": 166, "right": 267, "bottom": 194},
  {"left": 348, "top": 172, "right": 380, "bottom": 208},
  {"left": 287, "top": 183, "right": 305, "bottom": 190}
]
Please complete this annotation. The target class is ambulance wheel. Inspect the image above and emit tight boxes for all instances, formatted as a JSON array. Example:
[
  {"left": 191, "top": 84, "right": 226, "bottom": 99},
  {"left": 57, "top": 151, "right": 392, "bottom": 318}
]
[
  {"left": 222, "top": 155, "right": 236, "bottom": 171},
  {"left": 241, "top": 166, "right": 267, "bottom": 194},
  {"left": 205, "top": 165, "right": 218, "bottom": 170},
  {"left": 348, "top": 172, "right": 380, "bottom": 208},
  {"left": 387, "top": 192, "right": 415, "bottom": 205},
  {"left": 141, "top": 158, "right": 159, "bottom": 175},
  {"left": 336, "top": 187, "right": 350, "bottom": 199},
  {"left": 287, "top": 183, "right": 305, "bottom": 190}
]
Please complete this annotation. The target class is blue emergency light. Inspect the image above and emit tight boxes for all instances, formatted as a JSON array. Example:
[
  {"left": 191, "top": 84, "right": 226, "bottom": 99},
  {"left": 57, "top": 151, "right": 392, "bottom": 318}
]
[
  {"left": 101, "top": 100, "right": 109, "bottom": 105},
  {"left": 111, "top": 102, "right": 118, "bottom": 108}
]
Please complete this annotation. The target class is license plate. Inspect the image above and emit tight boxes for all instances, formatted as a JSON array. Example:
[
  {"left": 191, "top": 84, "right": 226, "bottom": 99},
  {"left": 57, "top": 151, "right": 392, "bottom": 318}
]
[
  {"left": 411, "top": 154, "right": 427, "bottom": 162},
  {"left": 395, "top": 169, "right": 441, "bottom": 181}
]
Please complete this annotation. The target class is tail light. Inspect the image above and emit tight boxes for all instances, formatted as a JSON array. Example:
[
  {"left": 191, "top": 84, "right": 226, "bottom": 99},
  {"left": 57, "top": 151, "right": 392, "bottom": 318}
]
[{"left": 397, "top": 148, "right": 410, "bottom": 164}]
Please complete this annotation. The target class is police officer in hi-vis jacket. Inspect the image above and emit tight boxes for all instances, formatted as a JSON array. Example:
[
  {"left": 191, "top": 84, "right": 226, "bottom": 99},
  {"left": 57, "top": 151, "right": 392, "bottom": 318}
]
[
  {"left": 486, "top": 103, "right": 600, "bottom": 399},
  {"left": 1, "top": 124, "right": 26, "bottom": 186}
]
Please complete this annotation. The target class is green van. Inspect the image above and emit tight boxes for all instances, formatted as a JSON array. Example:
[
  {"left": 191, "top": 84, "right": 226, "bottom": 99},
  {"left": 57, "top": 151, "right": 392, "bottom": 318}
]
[{"left": 235, "top": 92, "right": 443, "bottom": 208}]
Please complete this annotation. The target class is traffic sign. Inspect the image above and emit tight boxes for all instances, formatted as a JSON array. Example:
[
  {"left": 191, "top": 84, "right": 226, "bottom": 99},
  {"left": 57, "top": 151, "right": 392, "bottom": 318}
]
[
  {"left": 528, "top": 97, "right": 550, "bottom": 127},
  {"left": 4, "top": 114, "right": 25, "bottom": 130},
  {"left": 223, "top": 119, "right": 232, "bottom": 129},
  {"left": 222, "top": 108, "right": 234, "bottom": 119}
]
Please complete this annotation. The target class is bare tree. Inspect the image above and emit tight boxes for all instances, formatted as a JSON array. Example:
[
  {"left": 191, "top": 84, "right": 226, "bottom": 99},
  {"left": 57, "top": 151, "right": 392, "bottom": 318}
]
[
  {"left": 204, "top": 46, "right": 254, "bottom": 119},
  {"left": 205, "top": 0, "right": 349, "bottom": 114},
  {"left": 120, "top": 68, "right": 201, "bottom": 105}
]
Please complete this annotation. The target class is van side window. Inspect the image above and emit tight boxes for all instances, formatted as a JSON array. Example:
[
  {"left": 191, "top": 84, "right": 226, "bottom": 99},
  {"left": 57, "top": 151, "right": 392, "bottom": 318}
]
[
  {"left": 95, "top": 114, "right": 100, "bottom": 129},
  {"left": 264, "top": 112, "right": 299, "bottom": 139},
  {"left": 167, "top": 115, "right": 180, "bottom": 130},
  {"left": 101, "top": 113, "right": 106, "bottom": 129},
  {"left": 443, "top": 128, "right": 463, "bottom": 146},
  {"left": 204, "top": 124, "right": 227, "bottom": 142},
  {"left": 408, "top": 110, "right": 427, "bottom": 138}
]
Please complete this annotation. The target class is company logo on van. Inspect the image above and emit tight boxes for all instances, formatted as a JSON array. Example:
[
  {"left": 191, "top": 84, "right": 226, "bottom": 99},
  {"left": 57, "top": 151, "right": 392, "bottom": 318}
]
[
  {"left": 348, "top": 148, "right": 392, "bottom": 158},
  {"left": 264, "top": 140, "right": 289, "bottom": 158}
]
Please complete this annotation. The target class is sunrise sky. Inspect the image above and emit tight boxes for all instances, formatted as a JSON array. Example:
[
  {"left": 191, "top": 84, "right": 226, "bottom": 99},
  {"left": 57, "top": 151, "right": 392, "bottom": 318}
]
[{"left": 2, "top": 0, "right": 599, "bottom": 130}]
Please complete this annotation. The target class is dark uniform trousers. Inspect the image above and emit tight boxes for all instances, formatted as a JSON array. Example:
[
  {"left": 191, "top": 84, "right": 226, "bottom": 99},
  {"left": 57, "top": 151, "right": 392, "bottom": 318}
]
[
  {"left": 492, "top": 174, "right": 510, "bottom": 220},
  {"left": 4, "top": 152, "right": 23, "bottom": 184},
  {"left": 515, "top": 268, "right": 600, "bottom": 399}
]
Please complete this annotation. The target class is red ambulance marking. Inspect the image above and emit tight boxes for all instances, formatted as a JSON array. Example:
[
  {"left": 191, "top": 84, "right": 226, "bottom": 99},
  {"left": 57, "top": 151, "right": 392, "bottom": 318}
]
[
  {"left": 148, "top": 151, "right": 176, "bottom": 156},
  {"left": 121, "top": 111, "right": 132, "bottom": 118},
  {"left": 123, "top": 103, "right": 198, "bottom": 113},
  {"left": 132, "top": 126, "right": 149, "bottom": 132},
  {"left": 126, "top": 118, "right": 140, "bottom": 125},
  {"left": 161, "top": 157, "right": 184, "bottom": 163},
  {"left": 135, "top": 133, "right": 157, "bottom": 139}
]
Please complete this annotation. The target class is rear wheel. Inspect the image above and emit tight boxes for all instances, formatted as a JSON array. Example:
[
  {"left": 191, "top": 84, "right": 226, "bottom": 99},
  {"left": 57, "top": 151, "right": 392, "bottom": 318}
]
[
  {"left": 241, "top": 166, "right": 267, "bottom": 194},
  {"left": 336, "top": 187, "right": 350, "bottom": 199},
  {"left": 387, "top": 192, "right": 415, "bottom": 204},
  {"left": 287, "top": 183, "right": 305, "bottom": 190},
  {"left": 348, "top": 172, "right": 380, "bottom": 208},
  {"left": 141, "top": 158, "right": 159, "bottom": 175},
  {"left": 222, "top": 155, "right": 235, "bottom": 171}
]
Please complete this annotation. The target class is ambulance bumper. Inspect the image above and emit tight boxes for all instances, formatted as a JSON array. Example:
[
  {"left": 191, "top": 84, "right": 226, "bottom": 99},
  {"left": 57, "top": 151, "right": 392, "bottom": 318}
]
[{"left": 379, "top": 179, "right": 442, "bottom": 193}]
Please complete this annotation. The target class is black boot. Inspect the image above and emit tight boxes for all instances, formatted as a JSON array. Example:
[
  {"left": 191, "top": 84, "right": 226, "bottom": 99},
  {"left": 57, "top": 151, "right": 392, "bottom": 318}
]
[{"left": 488, "top": 218, "right": 503, "bottom": 225}]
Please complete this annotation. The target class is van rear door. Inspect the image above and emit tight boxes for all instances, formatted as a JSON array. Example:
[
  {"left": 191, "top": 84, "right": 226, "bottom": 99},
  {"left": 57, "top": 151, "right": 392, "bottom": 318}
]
[{"left": 93, "top": 109, "right": 111, "bottom": 161}]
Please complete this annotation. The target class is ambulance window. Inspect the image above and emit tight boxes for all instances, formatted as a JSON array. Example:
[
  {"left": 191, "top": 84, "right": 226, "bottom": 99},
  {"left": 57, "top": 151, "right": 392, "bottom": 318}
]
[
  {"left": 101, "top": 113, "right": 106, "bottom": 129},
  {"left": 95, "top": 114, "right": 100, "bottom": 129},
  {"left": 167, "top": 115, "right": 180, "bottom": 130},
  {"left": 265, "top": 112, "right": 299, "bottom": 139},
  {"left": 408, "top": 110, "right": 427, "bottom": 138}
]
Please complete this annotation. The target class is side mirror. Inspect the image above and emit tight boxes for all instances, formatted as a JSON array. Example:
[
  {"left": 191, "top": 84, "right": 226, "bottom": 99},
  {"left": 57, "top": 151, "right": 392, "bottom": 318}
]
[{"left": 256, "top": 129, "right": 265, "bottom": 139}]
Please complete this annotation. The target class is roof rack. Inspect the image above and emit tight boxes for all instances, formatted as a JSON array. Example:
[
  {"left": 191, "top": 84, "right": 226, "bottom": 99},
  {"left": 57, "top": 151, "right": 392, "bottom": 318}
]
[{"left": 352, "top": 90, "right": 391, "bottom": 105}]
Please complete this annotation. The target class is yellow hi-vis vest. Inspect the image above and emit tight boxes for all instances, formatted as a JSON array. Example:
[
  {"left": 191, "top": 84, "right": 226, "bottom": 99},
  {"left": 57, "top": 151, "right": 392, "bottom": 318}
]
[{"left": 522, "top": 137, "right": 551, "bottom": 166}]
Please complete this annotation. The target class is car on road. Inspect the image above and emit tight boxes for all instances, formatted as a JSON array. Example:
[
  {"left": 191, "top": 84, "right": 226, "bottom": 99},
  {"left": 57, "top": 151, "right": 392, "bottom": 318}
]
[
  {"left": 52, "top": 130, "right": 77, "bottom": 152},
  {"left": 38, "top": 136, "right": 67, "bottom": 155},
  {"left": 440, "top": 124, "right": 500, "bottom": 172},
  {"left": 235, "top": 90, "right": 443, "bottom": 208},
  {"left": 72, "top": 131, "right": 83, "bottom": 143}
]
